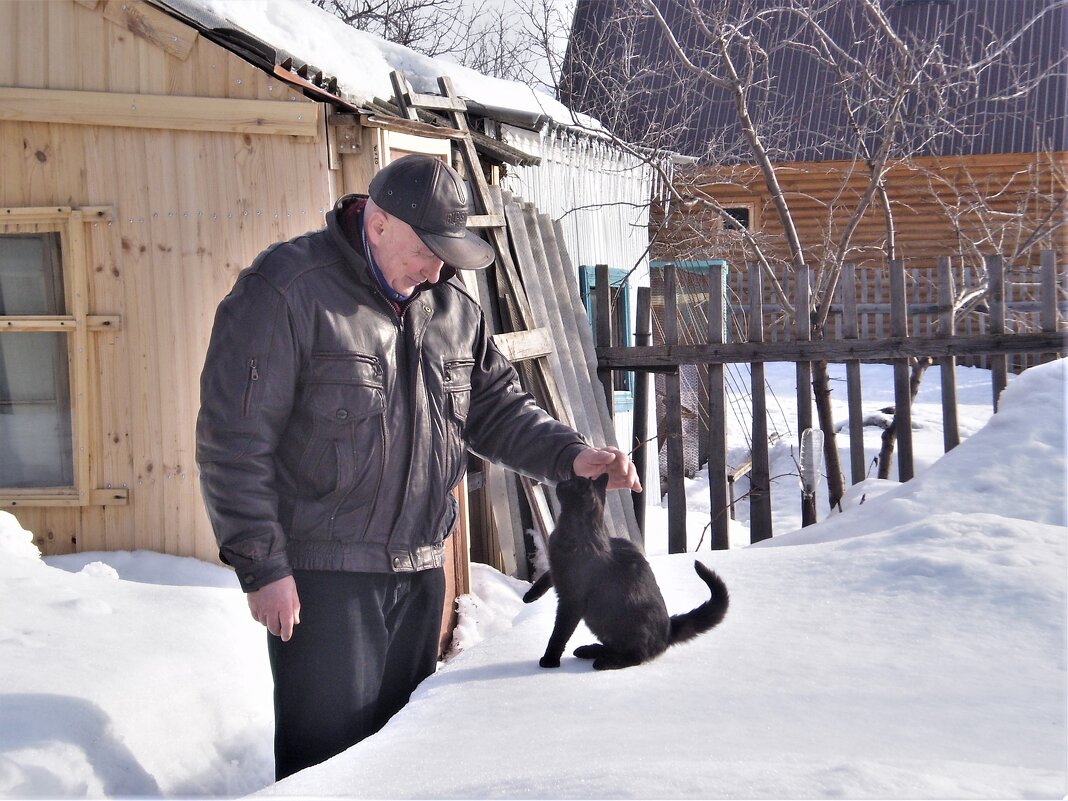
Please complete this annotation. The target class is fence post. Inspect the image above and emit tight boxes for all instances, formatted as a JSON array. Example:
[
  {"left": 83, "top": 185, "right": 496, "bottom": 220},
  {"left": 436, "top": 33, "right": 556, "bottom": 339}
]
[
  {"left": 663, "top": 264, "right": 688, "bottom": 553},
  {"left": 707, "top": 262, "right": 729, "bottom": 549},
  {"left": 748, "top": 262, "right": 773, "bottom": 542},
  {"left": 986, "top": 255, "right": 1007, "bottom": 410},
  {"left": 1040, "top": 250, "right": 1058, "bottom": 364},
  {"left": 889, "top": 258, "right": 915, "bottom": 481},
  {"left": 938, "top": 257, "right": 960, "bottom": 451},
  {"left": 595, "top": 263, "right": 614, "bottom": 420},
  {"left": 795, "top": 264, "right": 816, "bottom": 525},
  {"left": 841, "top": 263, "right": 866, "bottom": 484},
  {"left": 632, "top": 287, "right": 651, "bottom": 539}
]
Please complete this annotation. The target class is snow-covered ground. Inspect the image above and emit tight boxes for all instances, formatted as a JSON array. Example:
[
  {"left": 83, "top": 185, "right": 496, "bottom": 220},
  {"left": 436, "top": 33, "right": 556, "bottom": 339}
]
[{"left": 0, "top": 360, "right": 1065, "bottom": 799}]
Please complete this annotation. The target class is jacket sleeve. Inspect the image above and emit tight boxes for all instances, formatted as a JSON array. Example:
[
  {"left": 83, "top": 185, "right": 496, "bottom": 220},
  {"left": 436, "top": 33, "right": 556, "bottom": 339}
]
[
  {"left": 195, "top": 272, "right": 300, "bottom": 592},
  {"left": 464, "top": 314, "right": 588, "bottom": 484}
]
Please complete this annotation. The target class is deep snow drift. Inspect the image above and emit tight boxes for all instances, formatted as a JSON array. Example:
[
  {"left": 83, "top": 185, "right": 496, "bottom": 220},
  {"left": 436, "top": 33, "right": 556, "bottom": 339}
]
[{"left": 0, "top": 360, "right": 1064, "bottom": 799}]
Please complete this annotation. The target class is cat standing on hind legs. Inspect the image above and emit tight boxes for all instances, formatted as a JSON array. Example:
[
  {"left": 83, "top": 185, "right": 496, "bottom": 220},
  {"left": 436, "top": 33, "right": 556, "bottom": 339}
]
[{"left": 524, "top": 474, "right": 729, "bottom": 670}]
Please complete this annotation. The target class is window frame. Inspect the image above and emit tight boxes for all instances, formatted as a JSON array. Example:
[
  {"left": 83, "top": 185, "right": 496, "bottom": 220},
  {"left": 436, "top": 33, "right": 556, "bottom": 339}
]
[{"left": 0, "top": 206, "right": 115, "bottom": 507}]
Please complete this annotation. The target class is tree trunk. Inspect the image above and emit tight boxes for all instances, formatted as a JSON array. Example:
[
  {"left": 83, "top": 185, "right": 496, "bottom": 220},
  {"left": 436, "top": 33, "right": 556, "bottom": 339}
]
[
  {"left": 812, "top": 359, "right": 845, "bottom": 511},
  {"left": 877, "top": 357, "right": 934, "bottom": 479}
]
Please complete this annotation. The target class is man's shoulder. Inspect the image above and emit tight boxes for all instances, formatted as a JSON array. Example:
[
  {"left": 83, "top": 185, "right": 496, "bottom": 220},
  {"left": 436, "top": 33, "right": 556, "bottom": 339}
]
[
  {"left": 434, "top": 274, "right": 483, "bottom": 311},
  {"left": 243, "top": 228, "right": 345, "bottom": 293}
]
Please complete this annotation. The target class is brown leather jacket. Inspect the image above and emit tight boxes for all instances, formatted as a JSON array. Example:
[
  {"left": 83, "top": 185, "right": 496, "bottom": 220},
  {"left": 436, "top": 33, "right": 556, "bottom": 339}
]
[{"left": 196, "top": 195, "right": 586, "bottom": 591}]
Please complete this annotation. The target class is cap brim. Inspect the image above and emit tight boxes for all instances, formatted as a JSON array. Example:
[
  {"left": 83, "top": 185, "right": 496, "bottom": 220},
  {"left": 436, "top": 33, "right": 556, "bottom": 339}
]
[{"left": 416, "top": 228, "right": 496, "bottom": 270}]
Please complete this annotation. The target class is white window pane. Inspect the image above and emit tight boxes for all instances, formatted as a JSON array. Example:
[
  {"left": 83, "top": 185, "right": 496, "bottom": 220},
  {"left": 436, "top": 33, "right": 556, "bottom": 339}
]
[
  {"left": 0, "top": 332, "right": 74, "bottom": 487},
  {"left": 0, "top": 232, "right": 73, "bottom": 488},
  {"left": 0, "top": 234, "right": 64, "bottom": 315}
]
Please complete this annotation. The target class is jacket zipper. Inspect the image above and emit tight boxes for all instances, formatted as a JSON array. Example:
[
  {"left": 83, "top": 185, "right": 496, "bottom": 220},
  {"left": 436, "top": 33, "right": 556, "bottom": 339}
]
[
  {"left": 311, "top": 352, "right": 382, "bottom": 376},
  {"left": 242, "top": 358, "right": 259, "bottom": 416}
]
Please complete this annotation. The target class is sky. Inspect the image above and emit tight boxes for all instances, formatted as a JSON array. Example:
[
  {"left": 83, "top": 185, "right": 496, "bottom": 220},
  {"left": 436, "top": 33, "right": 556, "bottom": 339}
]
[{"left": 1, "top": 358, "right": 1064, "bottom": 800}]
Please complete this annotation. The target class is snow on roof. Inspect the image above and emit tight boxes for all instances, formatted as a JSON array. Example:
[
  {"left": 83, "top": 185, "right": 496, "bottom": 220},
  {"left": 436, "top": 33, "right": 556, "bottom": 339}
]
[{"left": 162, "top": 0, "right": 593, "bottom": 130}]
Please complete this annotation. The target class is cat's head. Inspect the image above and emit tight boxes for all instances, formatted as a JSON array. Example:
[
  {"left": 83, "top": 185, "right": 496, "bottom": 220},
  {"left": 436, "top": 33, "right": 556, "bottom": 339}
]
[{"left": 556, "top": 474, "right": 609, "bottom": 514}]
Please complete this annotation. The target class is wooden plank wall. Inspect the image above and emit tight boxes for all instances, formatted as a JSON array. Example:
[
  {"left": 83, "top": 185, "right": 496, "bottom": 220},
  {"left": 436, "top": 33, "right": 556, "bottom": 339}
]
[
  {"left": 1, "top": 0, "right": 335, "bottom": 557},
  {"left": 654, "top": 150, "right": 1068, "bottom": 372}
]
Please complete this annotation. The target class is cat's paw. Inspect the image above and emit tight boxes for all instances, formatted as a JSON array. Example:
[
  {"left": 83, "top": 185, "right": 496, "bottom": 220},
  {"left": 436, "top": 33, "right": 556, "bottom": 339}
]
[
  {"left": 573, "top": 644, "right": 606, "bottom": 660},
  {"left": 521, "top": 589, "right": 537, "bottom": 603},
  {"left": 539, "top": 655, "right": 561, "bottom": 669}
]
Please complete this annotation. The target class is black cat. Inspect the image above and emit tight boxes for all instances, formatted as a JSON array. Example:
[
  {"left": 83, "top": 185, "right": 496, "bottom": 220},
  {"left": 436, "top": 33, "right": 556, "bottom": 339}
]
[{"left": 523, "top": 474, "right": 729, "bottom": 670}]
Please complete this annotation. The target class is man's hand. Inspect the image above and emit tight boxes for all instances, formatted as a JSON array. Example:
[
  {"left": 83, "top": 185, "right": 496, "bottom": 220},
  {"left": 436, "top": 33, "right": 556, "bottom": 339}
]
[
  {"left": 247, "top": 575, "right": 301, "bottom": 642},
  {"left": 573, "top": 446, "right": 642, "bottom": 492}
]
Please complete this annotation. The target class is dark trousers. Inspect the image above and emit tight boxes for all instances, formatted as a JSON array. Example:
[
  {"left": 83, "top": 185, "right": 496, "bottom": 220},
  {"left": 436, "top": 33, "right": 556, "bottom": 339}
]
[{"left": 266, "top": 568, "right": 445, "bottom": 780}]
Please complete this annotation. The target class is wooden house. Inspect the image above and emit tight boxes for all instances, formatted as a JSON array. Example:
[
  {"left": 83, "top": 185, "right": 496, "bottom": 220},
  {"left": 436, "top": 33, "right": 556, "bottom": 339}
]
[
  {"left": 561, "top": 0, "right": 1067, "bottom": 345},
  {"left": 0, "top": 0, "right": 656, "bottom": 646}
]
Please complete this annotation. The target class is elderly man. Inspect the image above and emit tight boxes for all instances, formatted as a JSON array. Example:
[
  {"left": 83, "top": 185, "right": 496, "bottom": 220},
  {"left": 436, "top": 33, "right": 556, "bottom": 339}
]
[{"left": 196, "top": 154, "right": 640, "bottom": 780}]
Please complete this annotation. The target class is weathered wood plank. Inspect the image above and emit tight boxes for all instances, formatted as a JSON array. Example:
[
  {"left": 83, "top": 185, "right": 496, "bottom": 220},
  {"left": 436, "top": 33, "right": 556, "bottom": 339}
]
[
  {"left": 595, "top": 263, "right": 615, "bottom": 420},
  {"left": 596, "top": 331, "right": 1066, "bottom": 368},
  {"left": 889, "top": 259, "right": 915, "bottom": 482},
  {"left": 490, "top": 327, "right": 553, "bottom": 363},
  {"left": 663, "top": 265, "right": 687, "bottom": 553},
  {"left": 706, "top": 262, "right": 729, "bottom": 550},
  {"left": 102, "top": 0, "right": 198, "bottom": 60},
  {"left": 632, "top": 287, "right": 651, "bottom": 540},
  {"left": 0, "top": 87, "right": 320, "bottom": 136},
  {"left": 748, "top": 262, "right": 772, "bottom": 543},
  {"left": 545, "top": 216, "right": 640, "bottom": 544},
  {"left": 937, "top": 257, "right": 960, "bottom": 451},
  {"left": 795, "top": 265, "right": 815, "bottom": 526},
  {"left": 841, "top": 264, "right": 867, "bottom": 485},
  {"left": 987, "top": 255, "right": 1008, "bottom": 410}
]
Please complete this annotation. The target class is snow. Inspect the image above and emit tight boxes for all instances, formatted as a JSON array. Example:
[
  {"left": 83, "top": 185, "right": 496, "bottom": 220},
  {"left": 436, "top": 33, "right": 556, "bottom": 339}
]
[
  {"left": 191, "top": 0, "right": 587, "bottom": 127},
  {"left": 1, "top": 359, "right": 1065, "bottom": 799}
]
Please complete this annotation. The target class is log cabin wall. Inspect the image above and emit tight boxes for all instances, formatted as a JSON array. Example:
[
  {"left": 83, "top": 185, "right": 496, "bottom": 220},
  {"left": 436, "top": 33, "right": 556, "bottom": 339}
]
[
  {"left": 0, "top": 0, "right": 338, "bottom": 557},
  {"left": 651, "top": 151, "right": 1068, "bottom": 353}
]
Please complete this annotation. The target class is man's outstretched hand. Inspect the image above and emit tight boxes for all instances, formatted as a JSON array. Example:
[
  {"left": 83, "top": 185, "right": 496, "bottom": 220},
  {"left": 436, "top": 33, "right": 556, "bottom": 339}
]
[{"left": 573, "top": 446, "right": 642, "bottom": 492}]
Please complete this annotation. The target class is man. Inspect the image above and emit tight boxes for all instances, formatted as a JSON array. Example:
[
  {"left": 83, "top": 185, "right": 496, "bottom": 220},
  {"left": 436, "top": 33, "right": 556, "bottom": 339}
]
[{"left": 196, "top": 154, "right": 641, "bottom": 780}]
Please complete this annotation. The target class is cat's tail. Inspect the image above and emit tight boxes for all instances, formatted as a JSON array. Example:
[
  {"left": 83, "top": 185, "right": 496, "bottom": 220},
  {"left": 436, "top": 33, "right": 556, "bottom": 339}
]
[{"left": 669, "top": 561, "right": 729, "bottom": 645}]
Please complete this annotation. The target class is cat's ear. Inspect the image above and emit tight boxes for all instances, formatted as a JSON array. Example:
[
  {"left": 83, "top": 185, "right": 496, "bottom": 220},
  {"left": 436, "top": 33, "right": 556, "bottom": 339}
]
[{"left": 593, "top": 473, "right": 610, "bottom": 497}]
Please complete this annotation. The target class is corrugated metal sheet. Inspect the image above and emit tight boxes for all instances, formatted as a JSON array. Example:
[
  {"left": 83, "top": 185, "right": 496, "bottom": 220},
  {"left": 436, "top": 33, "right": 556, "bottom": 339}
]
[
  {"left": 500, "top": 126, "right": 665, "bottom": 284},
  {"left": 563, "top": 0, "right": 1066, "bottom": 162},
  {"left": 499, "top": 126, "right": 665, "bottom": 474}
]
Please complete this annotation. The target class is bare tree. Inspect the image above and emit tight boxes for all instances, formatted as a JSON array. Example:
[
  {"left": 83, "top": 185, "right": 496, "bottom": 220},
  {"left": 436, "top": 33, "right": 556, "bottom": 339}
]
[
  {"left": 560, "top": 0, "right": 1066, "bottom": 510},
  {"left": 310, "top": 0, "right": 573, "bottom": 93}
]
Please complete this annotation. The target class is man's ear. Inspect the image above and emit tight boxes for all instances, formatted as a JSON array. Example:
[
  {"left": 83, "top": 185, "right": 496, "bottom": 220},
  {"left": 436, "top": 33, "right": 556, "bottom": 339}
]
[{"left": 364, "top": 208, "right": 389, "bottom": 246}]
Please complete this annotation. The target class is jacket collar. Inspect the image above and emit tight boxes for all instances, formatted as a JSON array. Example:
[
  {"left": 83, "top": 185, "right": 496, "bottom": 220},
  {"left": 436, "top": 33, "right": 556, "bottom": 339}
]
[{"left": 327, "top": 195, "right": 458, "bottom": 291}]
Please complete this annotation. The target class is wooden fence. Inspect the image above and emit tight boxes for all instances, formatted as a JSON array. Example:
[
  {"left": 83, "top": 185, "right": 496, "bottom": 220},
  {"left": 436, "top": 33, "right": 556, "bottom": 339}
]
[{"left": 597, "top": 251, "right": 1067, "bottom": 549}]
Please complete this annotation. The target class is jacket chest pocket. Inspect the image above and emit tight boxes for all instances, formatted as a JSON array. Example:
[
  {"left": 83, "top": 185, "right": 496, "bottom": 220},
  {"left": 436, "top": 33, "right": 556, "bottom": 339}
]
[
  {"left": 443, "top": 358, "right": 474, "bottom": 489},
  {"left": 297, "top": 353, "right": 386, "bottom": 509}
]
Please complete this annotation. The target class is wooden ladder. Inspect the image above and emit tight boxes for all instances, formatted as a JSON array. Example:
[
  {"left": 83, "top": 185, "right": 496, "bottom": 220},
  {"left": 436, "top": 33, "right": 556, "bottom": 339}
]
[{"left": 389, "top": 70, "right": 564, "bottom": 577}]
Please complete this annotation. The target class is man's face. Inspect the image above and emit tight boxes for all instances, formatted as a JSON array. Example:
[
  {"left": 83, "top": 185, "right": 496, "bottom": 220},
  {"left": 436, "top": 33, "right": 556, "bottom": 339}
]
[{"left": 366, "top": 210, "right": 445, "bottom": 297}]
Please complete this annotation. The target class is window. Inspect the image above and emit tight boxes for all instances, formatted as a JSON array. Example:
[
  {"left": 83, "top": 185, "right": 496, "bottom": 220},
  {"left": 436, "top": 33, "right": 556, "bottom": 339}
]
[
  {"left": 724, "top": 206, "right": 750, "bottom": 230},
  {"left": 579, "top": 266, "right": 634, "bottom": 413},
  {"left": 0, "top": 233, "right": 74, "bottom": 488},
  {"left": 0, "top": 206, "right": 120, "bottom": 506}
]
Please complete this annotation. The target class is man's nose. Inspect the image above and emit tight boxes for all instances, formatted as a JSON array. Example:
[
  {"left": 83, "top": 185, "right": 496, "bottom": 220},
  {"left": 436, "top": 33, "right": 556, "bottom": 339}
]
[{"left": 424, "top": 260, "right": 444, "bottom": 282}]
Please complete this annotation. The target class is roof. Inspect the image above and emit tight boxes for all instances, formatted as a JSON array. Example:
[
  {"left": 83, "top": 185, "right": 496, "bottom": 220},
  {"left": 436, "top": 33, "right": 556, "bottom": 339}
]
[
  {"left": 561, "top": 0, "right": 1067, "bottom": 163},
  {"left": 144, "top": 0, "right": 592, "bottom": 166}
]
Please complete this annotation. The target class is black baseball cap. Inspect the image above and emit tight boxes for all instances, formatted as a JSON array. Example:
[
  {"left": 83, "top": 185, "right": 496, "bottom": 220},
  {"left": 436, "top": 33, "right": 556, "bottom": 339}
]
[{"left": 368, "top": 155, "right": 496, "bottom": 270}]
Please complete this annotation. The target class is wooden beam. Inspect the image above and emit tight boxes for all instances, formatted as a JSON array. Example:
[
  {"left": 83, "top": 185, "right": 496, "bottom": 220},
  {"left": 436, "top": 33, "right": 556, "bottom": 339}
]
[
  {"left": 103, "top": 0, "right": 198, "bottom": 60},
  {"left": 889, "top": 259, "right": 914, "bottom": 482},
  {"left": 0, "top": 87, "right": 320, "bottom": 137},
  {"left": 0, "top": 488, "right": 128, "bottom": 507},
  {"left": 748, "top": 262, "right": 773, "bottom": 543},
  {"left": 597, "top": 331, "right": 1067, "bottom": 368},
  {"left": 2, "top": 206, "right": 71, "bottom": 222},
  {"left": 490, "top": 328, "right": 553, "bottom": 362}
]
